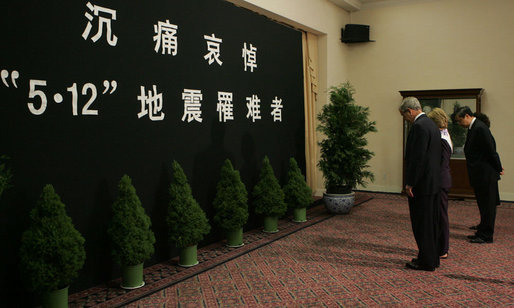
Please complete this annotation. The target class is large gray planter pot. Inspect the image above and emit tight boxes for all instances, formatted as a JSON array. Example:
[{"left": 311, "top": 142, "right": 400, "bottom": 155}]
[{"left": 323, "top": 191, "right": 355, "bottom": 214}]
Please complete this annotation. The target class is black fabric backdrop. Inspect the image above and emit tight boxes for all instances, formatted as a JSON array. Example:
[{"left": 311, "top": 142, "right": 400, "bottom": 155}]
[{"left": 0, "top": 0, "right": 304, "bottom": 304}]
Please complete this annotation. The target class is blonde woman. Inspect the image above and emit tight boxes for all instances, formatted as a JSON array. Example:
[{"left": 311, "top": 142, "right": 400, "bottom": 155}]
[{"left": 428, "top": 108, "right": 452, "bottom": 259}]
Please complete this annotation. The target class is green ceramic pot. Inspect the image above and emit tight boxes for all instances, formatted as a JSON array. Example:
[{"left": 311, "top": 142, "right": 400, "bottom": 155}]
[
  {"left": 263, "top": 216, "right": 279, "bottom": 233},
  {"left": 42, "top": 286, "right": 68, "bottom": 308},
  {"left": 121, "top": 263, "right": 145, "bottom": 289},
  {"left": 226, "top": 228, "right": 244, "bottom": 247},
  {"left": 293, "top": 207, "right": 307, "bottom": 222},
  {"left": 179, "top": 245, "right": 199, "bottom": 267}
]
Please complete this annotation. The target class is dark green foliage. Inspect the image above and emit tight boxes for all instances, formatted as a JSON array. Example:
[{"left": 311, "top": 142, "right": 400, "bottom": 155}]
[
  {"left": 19, "top": 185, "right": 85, "bottom": 293},
  {"left": 213, "top": 159, "right": 249, "bottom": 231},
  {"left": 0, "top": 155, "right": 12, "bottom": 197},
  {"left": 167, "top": 160, "right": 210, "bottom": 248},
  {"left": 283, "top": 157, "right": 312, "bottom": 209},
  {"left": 252, "top": 156, "right": 287, "bottom": 217},
  {"left": 108, "top": 175, "right": 155, "bottom": 266},
  {"left": 317, "top": 82, "right": 377, "bottom": 193}
]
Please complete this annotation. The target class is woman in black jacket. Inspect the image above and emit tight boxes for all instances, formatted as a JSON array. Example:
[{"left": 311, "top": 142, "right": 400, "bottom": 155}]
[{"left": 428, "top": 108, "right": 452, "bottom": 259}]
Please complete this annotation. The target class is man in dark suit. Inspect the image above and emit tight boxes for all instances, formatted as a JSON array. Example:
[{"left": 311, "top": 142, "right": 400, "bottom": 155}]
[
  {"left": 454, "top": 107, "right": 504, "bottom": 243},
  {"left": 400, "top": 97, "right": 441, "bottom": 271}
]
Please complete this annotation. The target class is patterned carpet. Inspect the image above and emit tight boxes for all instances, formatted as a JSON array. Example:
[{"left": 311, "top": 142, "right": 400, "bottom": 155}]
[{"left": 71, "top": 193, "right": 514, "bottom": 307}]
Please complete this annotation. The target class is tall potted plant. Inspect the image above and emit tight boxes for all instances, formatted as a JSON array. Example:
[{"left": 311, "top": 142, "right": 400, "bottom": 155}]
[
  {"left": 283, "top": 157, "right": 312, "bottom": 222},
  {"left": 213, "top": 159, "right": 249, "bottom": 247},
  {"left": 317, "top": 82, "right": 377, "bottom": 214},
  {"left": 167, "top": 160, "right": 210, "bottom": 267},
  {"left": 19, "top": 184, "right": 86, "bottom": 308},
  {"left": 107, "top": 175, "right": 155, "bottom": 289},
  {"left": 252, "top": 156, "right": 287, "bottom": 232}
]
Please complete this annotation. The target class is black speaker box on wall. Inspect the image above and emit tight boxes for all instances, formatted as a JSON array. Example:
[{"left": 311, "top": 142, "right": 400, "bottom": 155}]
[{"left": 341, "top": 24, "right": 374, "bottom": 43}]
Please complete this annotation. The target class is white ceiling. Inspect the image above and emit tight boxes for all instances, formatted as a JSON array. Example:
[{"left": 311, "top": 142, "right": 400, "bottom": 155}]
[{"left": 329, "top": 0, "right": 405, "bottom": 12}]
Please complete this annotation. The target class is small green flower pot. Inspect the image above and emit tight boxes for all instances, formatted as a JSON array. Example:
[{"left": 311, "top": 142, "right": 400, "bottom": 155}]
[
  {"left": 263, "top": 216, "right": 279, "bottom": 233},
  {"left": 226, "top": 228, "right": 244, "bottom": 247},
  {"left": 292, "top": 207, "right": 307, "bottom": 222},
  {"left": 179, "top": 245, "right": 199, "bottom": 267},
  {"left": 42, "top": 286, "right": 68, "bottom": 308},
  {"left": 121, "top": 263, "right": 145, "bottom": 289}
]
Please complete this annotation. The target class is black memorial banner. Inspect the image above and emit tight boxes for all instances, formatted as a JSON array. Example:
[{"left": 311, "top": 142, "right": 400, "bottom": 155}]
[{"left": 0, "top": 0, "right": 304, "bottom": 302}]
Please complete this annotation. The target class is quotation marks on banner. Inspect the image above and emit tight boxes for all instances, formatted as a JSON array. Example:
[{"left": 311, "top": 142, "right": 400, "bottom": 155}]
[
  {"left": 102, "top": 80, "right": 117, "bottom": 94},
  {"left": 1, "top": 70, "right": 19, "bottom": 88}
]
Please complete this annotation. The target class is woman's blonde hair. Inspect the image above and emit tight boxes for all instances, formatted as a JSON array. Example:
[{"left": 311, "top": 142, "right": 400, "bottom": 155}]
[{"left": 428, "top": 107, "right": 449, "bottom": 128}]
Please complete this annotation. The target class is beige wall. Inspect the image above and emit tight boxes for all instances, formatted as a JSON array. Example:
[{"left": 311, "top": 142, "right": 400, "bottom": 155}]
[
  {"left": 227, "top": 0, "right": 514, "bottom": 201},
  {"left": 349, "top": 0, "right": 514, "bottom": 200}
]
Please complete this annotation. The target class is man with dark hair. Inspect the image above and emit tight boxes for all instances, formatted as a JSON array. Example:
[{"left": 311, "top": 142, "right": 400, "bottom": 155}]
[
  {"left": 454, "top": 106, "right": 504, "bottom": 243},
  {"left": 399, "top": 97, "right": 441, "bottom": 271}
]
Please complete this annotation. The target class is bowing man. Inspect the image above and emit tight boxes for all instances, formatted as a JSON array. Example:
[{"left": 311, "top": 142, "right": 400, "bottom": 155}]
[
  {"left": 399, "top": 97, "right": 441, "bottom": 271},
  {"left": 454, "top": 107, "right": 504, "bottom": 243}
]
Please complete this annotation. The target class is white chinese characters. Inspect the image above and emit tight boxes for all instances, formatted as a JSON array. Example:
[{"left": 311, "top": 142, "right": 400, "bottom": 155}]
[
  {"left": 271, "top": 96, "right": 283, "bottom": 122},
  {"left": 154, "top": 20, "right": 179, "bottom": 55},
  {"left": 204, "top": 34, "right": 223, "bottom": 66},
  {"left": 217, "top": 92, "right": 234, "bottom": 122},
  {"left": 246, "top": 94, "right": 261, "bottom": 122},
  {"left": 82, "top": 2, "right": 118, "bottom": 46},
  {"left": 137, "top": 85, "right": 165, "bottom": 121},
  {"left": 79, "top": 7, "right": 279, "bottom": 124},
  {"left": 182, "top": 89, "right": 203, "bottom": 123},
  {"left": 242, "top": 42, "right": 257, "bottom": 72},
  {"left": 82, "top": 7, "right": 259, "bottom": 73}
]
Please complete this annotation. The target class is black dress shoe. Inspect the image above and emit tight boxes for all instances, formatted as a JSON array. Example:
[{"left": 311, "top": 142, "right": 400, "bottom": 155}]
[
  {"left": 467, "top": 234, "right": 479, "bottom": 239},
  {"left": 405, "top": 261, "right": 435, "bottom": 271},
  {"left": 411, "top": 258, "right": 439, "bottom": 268},
  {"left": 469, "top": 225, "right": 478, "bottom": 230},
  {"left": 470, "top": 237, "right": 493, "bottom": 244}
]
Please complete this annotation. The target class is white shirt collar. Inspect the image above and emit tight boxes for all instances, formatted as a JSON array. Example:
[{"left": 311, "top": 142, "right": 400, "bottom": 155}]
[
  {"left": 441, "top": 128, "right": 453, "bottom": 152},
  {"left": 414, "top": 112, "right": 425, "bottom": 122},
  {"left": 469, "top": 117, "right": 476, "bottom": 130}
]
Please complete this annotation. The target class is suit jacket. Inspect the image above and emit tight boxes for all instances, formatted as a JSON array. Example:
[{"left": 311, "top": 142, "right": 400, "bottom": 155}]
[
  {"left": 440, "top": 139, "right": 452, "bottom": 190},
  {"left": 405, "top": 114, "right": 441, "bottom": 195},
  {"left": 464, "top": 119, "right": 502, "bottom": 187}
]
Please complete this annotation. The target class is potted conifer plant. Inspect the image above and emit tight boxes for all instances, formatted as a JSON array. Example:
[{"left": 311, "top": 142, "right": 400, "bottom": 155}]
[
  {"left": 283, "top": 157, "right": 312, "bottom": 222},
  {"left": 252, "top": 156, "right": 287, "bottom": 233},
  {"left": 167, "top": 160, "right": 210, "bottom": 267},
  {"left": 108, "top": 175, "right": 155, "bottom": 289},
  {"left": 317, "top": 82, "right": 377, "bottom": 214},
  {"left": 213, "top": 159, "right": 249, "bottom": 247},
  {"left": 19, "top": 184, "right": 86, "bottom": 308}
]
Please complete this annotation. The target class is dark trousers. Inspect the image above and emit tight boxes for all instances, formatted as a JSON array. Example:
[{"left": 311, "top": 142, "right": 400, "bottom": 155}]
[
  {"left": 438, "top": 189, "right": 449, "bottom": 255},
  {"left": 408, "top": 193, "right": 440, "bottom": 268},
  {"left": 473, "top": 181, "right": 499, "bottom": 241}
]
